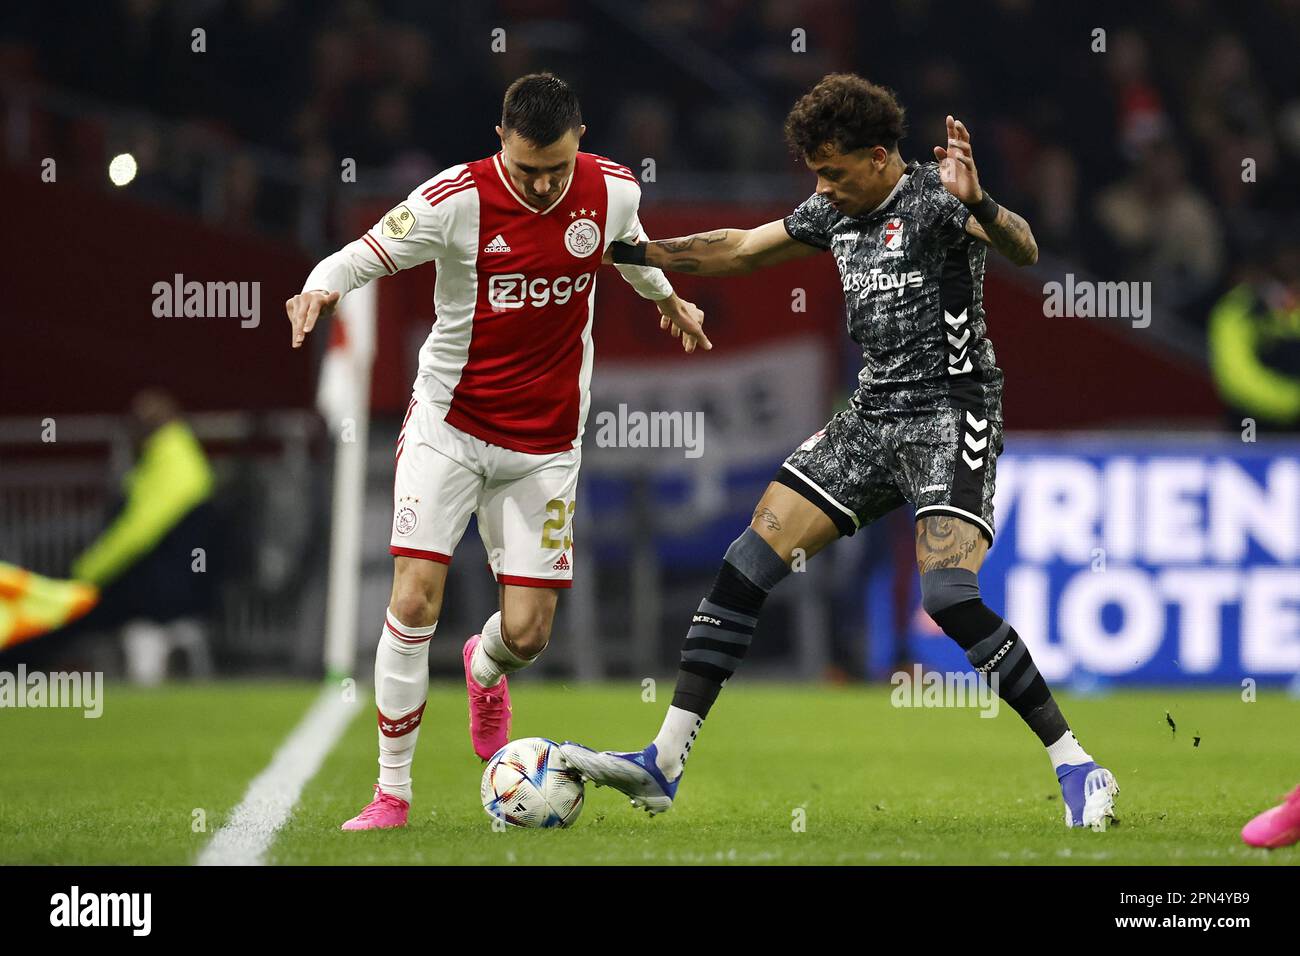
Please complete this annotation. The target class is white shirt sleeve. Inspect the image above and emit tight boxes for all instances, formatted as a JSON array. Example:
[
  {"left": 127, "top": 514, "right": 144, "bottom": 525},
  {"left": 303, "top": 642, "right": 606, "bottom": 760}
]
[
  {"left": 302, "top": 166, "right": 467, "bottom": 297},
  {"left": 604, "top": 174, "right": 674, "bottom": 302}
]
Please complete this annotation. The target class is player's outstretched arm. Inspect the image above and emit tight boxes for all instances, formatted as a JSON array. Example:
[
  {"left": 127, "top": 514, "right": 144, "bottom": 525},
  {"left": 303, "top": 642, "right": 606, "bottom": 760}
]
[
  {"left": 607, "top": 220, "right": 821, "bottom": 276},
  {"left": 285, "top": 290, "right": 340, "bottom": 349},
  {"left": 934, "top": 115, "right": 1039, "bottom": 267},
  {"left": 285, "top": 170, "right": 461, "bottom": 348}
]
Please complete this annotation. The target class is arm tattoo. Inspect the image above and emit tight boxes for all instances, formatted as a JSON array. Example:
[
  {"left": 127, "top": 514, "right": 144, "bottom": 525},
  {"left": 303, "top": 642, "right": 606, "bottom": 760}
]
[
  {"left": 915, "top": 515, "right": 984, "bottom": 573},
  {"left": 753, "top": 506, "right": 783, "bottom": 533},
  {"left": 657, "top": 232, "right": 730, "bottom": 253},
  {"left": 664, "top": 257, "right": 701, "bottom": 273},
  {"left": 648, "top": 230, "right": 732, "bottom": 274},
  {"left": 977, "top": 206, "right": 1038, "bottom": 266}
]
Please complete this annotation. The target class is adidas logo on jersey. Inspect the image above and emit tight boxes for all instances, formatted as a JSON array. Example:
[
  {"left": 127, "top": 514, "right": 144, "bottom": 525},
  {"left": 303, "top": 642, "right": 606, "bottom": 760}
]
[
  {"left": 484, "top": 234, "right": 511, "bottom": 253},
  {"left": 552, "top": 554, "right": 570, "bottom": 571}
]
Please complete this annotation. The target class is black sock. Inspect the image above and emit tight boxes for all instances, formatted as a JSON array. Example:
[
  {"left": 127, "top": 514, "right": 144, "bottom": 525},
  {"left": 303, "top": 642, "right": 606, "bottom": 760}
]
[
  {"left": 671, "top": 528, "right": 789, "bottom": 717},
  {"left": 929, "top": 595, "right": 1069, "bottom": 747}
]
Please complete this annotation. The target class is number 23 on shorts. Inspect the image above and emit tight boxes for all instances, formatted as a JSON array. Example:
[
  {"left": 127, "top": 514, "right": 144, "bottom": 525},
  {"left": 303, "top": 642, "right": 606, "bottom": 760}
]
[{"left": 540, "top": 498, "right": 575, "bottom": 551}]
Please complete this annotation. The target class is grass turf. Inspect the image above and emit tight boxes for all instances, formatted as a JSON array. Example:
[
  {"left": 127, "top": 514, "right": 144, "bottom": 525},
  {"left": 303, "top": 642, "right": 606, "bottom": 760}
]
[
  {"left": 0, "top": 681, "right": 320, "bottom": 865},
  {"left": 2, "top": 681, "right": 1297, "bottom": 865}
]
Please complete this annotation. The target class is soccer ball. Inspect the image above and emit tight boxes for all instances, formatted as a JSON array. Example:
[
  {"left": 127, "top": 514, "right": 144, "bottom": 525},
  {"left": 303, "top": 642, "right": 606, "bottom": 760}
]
[{"left": 481, "top": 737, "right": 584, "bottom": 828}]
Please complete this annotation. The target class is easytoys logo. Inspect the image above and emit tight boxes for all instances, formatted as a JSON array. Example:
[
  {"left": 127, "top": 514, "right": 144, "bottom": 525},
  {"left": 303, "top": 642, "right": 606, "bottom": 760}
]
[
  {"left": 487, "top": 272, "right": 594, "bottom": 310},
  {"left": 837, "top": 266, "right": 923, "bottom": 298}
]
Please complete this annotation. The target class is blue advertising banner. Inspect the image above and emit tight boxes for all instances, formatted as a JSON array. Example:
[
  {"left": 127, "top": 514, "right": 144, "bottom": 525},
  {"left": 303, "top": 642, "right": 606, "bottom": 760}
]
[{"left": 902, "top": 436, "right": 1300, "bottom": 685}]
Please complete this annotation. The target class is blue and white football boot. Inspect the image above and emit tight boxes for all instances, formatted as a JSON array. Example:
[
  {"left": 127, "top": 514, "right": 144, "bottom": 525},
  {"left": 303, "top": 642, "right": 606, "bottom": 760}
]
[
  {"left": 558, "top": 742, "right": 680, "bottom": 815},
  {"left": 1057, "top": 761, "right": 1119, "bottom": 830}
]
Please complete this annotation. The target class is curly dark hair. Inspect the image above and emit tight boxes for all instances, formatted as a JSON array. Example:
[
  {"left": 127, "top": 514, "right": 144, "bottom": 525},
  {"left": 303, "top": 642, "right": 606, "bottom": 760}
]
[{"left": 783, "top": 74, "right": 907, "bottom": 159}]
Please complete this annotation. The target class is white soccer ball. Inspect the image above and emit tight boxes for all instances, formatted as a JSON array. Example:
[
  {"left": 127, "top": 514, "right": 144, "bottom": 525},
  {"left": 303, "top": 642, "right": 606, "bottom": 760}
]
[{"left": 481, "top": 737, "right": 584, "bottom": 828}]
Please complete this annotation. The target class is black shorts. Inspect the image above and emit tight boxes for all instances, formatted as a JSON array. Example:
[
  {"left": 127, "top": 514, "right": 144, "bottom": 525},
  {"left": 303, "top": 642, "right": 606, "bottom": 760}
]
[{"left": 776, "top": 389, "right": 1003, "bottom": 544}]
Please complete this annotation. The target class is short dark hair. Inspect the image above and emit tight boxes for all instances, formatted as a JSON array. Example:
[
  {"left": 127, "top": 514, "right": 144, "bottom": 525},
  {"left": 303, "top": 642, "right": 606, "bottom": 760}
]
[
  {"left": 783, "top": 73, "right": 907, "bottom": 159},
  {"left": 501, "top": 72, "right": 582, "bottom": 146}
]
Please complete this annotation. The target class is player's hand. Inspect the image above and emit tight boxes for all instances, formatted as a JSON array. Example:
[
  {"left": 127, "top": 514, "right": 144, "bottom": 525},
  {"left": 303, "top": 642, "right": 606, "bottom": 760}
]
[
  {"left": 934, "top": 115, "right": 982, "bottom": 204},
  {"left": 284, "top": 290, "right": 340, "bottom": 349},
  {"left": 656, "top": 294, "right": 711, "bottom": 353}
]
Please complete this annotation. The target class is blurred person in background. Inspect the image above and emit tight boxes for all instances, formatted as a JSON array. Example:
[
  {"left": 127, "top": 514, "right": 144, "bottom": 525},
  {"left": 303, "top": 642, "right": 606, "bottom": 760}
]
[
  {"left": 1, "top": 390, "right": 218, "bottom": 680},
  {"left": 1096, "top": 138, "right": 1224, "bottom": 311},
  {"left": 1102, "top": 29, "right": 1171, "bottom": 163},
  {"left": 1209, "top": 236, "right": 1300, "bottom": 432},
  {"left": 219, "top": 151, "right": 263, "bottom": 230},
  {"left": 1025, "top": 146, "right": 1083, "bottom": 261}
]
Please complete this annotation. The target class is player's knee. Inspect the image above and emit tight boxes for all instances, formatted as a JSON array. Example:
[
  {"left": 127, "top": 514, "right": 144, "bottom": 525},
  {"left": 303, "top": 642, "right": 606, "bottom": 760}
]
[
  {"left": 919, "top": 567, "right": 982, "bottom": 621},
  {"left": 502, "top": 605, "right": 552, "bottom": 658},
  {"left": 724, "top": 527, "right": 792, "bottom": 590},
  {"left": 390, "top": 559, "right": 444, "bottom": 627},
  {"left": 389, "top": 588, "right": 440, "bottom": 629}
]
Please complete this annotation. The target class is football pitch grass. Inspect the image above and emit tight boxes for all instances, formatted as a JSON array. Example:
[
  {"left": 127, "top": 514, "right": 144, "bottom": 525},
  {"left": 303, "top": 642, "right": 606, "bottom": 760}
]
[{"left": 2, "top": 680, "right": 1297, "bottom": 866}]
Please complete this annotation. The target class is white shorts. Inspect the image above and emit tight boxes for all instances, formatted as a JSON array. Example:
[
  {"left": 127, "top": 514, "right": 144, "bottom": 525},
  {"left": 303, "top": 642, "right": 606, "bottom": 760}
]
[{"left": 389, "top": 395, "right": 579, "bottom": 587}]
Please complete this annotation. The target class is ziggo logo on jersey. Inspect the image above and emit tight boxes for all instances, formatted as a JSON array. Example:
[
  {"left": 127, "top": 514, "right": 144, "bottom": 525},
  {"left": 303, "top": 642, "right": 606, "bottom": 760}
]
[{"left": 488, "top": 272, "right": 595, "bottom": 310}]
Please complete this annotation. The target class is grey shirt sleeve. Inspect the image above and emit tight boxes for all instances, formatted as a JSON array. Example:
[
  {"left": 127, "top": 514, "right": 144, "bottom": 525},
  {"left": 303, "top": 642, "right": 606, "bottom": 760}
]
[{"left": 783, "top": 193, "right": 839, "bottom": 250}]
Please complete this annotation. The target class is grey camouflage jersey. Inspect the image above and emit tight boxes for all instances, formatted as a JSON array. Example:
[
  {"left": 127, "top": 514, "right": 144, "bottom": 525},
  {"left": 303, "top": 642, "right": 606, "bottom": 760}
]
[{"left": 784, "top": 161, "right": 1003, "bottom": 414}]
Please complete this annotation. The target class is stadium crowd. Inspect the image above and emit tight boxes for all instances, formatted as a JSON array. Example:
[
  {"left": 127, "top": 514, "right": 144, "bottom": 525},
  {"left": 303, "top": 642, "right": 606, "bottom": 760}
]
[{"left": 4, "top": 0, "right": 1298, "bottom": 329}]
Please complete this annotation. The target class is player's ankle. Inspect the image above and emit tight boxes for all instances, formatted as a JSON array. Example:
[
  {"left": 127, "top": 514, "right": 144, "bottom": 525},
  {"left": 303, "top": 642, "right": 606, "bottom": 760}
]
[
  {"left": 655, "top": 753, "right": 684, "bottom": 782},
  {"left": 379, "top": 782, "right": 412, "bottom": 804}
]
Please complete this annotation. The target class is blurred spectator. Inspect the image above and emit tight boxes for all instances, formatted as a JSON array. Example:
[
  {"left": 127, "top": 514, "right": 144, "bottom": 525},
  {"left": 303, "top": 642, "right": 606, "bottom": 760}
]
[
  {"left": 220, "top": 151, "right": 263, "bottom": 229},
  {"left": 1209, "top": 238, "right": 1300, "bottom": 431},
  {"left": 1026, "top": 146, "right": 1083, "bottom": 261},
  {"left": 610, "top": 96, "right": 680, "bottom": 177},
  {"left": 1096, "top": 140, "right": 1224, "bottom": 310},
  {"left": 1103, "top": 30, "right": 1172, "bottom": 162},
  {"left": 4, "top": 391, "right": 223, "bottom": 680},
  {"left": 71, "top": 391, "right": 217, "bottom": 604},
  {"left": 3, "top": 0, "right": 1298, "bottom": 328}
]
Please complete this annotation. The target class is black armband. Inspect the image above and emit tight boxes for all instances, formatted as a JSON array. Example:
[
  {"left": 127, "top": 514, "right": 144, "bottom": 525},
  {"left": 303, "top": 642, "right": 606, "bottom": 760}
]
[
  {"left": 965, "top": 190, "right": 1000, "bottom": 226},
  {"left": 609, "top": 240, "right": 648, "bottom": 266}
]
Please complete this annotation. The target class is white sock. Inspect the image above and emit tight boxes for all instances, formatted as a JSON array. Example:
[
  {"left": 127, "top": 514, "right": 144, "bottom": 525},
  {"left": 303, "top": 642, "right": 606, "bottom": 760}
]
[
  {"left": 374, "top": 608, "right": 435, "bottom": 804},
  {"left": 470, "top": 611, "right": 534, "bottom": 687},
  {"left": 652, "top": 705, "right": 703, "bottom": 781},
  {"left": 1046, "top": 730, "right": 1092, "bottom": 769}
]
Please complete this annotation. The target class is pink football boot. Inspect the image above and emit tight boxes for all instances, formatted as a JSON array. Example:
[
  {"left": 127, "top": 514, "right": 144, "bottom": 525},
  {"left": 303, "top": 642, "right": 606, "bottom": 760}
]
[
  {"left": 340, "top": 785, "right": 409, "bottom": 831},
  {"left": 463, "top": 633, "right": 512, "bottom": 761},
  {"left": 1241, "top": 784, "right": 1300, "bottom": 849}
]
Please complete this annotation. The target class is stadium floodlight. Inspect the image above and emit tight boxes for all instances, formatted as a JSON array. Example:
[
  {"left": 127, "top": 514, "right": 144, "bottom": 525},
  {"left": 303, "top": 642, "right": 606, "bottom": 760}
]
[{"left": 108, "top": 152, "right": 137, "bottom": 186}]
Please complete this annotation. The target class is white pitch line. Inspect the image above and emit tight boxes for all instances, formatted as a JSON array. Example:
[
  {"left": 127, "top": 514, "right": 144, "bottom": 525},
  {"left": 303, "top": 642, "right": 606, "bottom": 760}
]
[{"left": 198, "top": 686, "right": 361, "bottom": 866}]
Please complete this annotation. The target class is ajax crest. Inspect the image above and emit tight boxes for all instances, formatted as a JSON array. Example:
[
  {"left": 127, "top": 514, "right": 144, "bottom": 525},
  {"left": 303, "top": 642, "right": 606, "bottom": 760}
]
[
  {"left": 564, "top": 218, "right": 601, "bottom": 258},
  {"left": 394, "top": 507, "right": 418, "bottom": 536}
]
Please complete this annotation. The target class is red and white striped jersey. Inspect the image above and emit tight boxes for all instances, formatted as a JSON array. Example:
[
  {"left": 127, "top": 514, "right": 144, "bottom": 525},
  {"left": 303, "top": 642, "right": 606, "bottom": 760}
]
[{"left": 303, "top": 151, "right": 672, "bottom": 454}]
